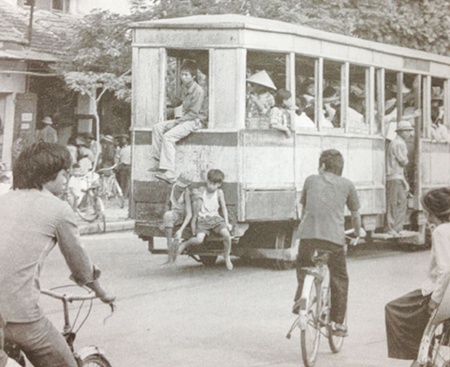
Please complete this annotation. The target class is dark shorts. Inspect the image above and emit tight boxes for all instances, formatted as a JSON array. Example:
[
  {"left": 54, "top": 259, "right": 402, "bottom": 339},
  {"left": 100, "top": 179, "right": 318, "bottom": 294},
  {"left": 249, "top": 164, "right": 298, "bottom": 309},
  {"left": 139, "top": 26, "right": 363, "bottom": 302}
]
[{"left": 197, "top": 216, "right": 227, "bottom": 236}]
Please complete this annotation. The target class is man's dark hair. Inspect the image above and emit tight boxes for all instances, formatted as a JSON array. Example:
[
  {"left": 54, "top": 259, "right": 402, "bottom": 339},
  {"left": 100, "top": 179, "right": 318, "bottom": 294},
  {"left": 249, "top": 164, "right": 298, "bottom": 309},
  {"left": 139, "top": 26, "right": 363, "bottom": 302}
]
[
  {"left": 274, "top": 89, "right": 291, "bottom": 107},
  {"left": 421, "top": 187, "right": 450, "bottom": 223},
  {"left": 319, "top": 149, "right": 344, "bottom": 176},
  {"left": 181, "top": 60, "right": 198, "bottom": 77},
  {"left": 13, "top": 141, "right": 71, "bottom": 190},
  {"left": 207, "top": 169, "right": 225, "bottom": 184}
]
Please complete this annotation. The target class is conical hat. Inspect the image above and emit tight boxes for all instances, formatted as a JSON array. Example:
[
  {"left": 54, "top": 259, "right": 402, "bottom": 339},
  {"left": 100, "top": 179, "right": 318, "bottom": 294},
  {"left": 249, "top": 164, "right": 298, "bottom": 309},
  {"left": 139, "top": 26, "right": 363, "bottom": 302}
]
[{"left": 247, "top": 70, "right": 276, "bottom": 90}]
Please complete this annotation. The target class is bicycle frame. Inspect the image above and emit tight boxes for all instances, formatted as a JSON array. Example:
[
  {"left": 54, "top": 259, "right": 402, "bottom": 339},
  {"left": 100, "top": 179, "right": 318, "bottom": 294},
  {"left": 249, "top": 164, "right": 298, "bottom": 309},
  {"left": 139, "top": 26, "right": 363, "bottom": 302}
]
[{"left": 5, "top": 288, "right": 113, "bottom": 367}]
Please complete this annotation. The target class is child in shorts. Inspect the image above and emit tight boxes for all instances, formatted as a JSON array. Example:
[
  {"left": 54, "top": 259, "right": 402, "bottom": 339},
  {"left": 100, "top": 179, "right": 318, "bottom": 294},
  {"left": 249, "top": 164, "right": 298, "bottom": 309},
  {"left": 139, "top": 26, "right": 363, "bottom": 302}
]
[
  {"left": 177, "top": 169, "right": 233, "bottom": 270},
  {"left": 162, "top": 173, "right": 192, "bottom": 264}
]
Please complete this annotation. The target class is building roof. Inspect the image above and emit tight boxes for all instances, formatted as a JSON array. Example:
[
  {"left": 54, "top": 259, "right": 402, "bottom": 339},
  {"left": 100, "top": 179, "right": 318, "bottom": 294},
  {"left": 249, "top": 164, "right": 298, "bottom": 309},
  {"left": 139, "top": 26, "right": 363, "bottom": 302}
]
[{"left": 0, "top": 0, "right": 80, "bottom": 61}]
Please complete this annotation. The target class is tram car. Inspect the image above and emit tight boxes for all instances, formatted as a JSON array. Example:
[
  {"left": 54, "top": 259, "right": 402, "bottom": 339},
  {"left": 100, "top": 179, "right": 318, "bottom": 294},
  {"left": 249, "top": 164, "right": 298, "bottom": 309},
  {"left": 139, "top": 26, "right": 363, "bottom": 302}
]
[{"left": 130, "top": 14, "right": 450, "bottom": 268}]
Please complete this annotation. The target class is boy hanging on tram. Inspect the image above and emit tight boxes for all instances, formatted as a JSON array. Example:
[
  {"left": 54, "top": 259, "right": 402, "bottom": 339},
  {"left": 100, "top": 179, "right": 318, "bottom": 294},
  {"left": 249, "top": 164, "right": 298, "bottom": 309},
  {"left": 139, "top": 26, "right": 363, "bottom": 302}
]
[
  {"left": 176, "top": 169, "right": 234, "bottom": 270},
  {"left": 161, "top": 173, "right": 192, "bottom": 265}
]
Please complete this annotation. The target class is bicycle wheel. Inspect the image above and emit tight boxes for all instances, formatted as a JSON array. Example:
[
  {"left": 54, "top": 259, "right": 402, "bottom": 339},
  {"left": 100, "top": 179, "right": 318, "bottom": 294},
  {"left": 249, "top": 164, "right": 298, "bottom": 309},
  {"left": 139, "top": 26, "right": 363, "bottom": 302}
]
[
  {"left": 300, "top": 277, "right": 321, "bottom": 367},
  {"left": 80, "top": 353, "right": 112, "bottom": 367},
  {"left": 76, "top": 193, "right": 102, "bottom": 222},
  {"left": 427, "top": 322, "right": 450, "bottom": 367},
  {"left": 328, "top": 314, "right": 346, "bottom": 353}
]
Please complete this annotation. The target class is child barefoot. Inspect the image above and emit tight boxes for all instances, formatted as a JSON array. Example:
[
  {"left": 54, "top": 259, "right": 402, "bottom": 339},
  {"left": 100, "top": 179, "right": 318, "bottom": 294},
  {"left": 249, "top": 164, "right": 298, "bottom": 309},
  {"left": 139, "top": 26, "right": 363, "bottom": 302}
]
[
  {"left": 177, "top": 169, "right": 233, "bottom": 270},
  {"left": 161, "top": 174, "right": 192, "bottom": 264}
]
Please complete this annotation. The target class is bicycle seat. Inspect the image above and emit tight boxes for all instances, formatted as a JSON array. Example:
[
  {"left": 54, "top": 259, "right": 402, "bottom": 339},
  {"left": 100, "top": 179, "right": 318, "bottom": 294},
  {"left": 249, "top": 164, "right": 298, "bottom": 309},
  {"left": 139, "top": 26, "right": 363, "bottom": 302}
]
[{"left": 311, "top": 250, "right": 331, "bottom": 265}]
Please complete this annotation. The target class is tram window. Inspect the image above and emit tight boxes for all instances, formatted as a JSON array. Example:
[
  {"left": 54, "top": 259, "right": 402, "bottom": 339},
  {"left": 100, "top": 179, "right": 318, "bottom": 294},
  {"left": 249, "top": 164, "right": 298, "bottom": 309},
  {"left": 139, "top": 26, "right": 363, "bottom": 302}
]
[
  {"left": 322, "top": 60, "right": 343, "bottom": 129},
  {"left": 295, "top": 55, "right": 317, "bottom": 129},
  {"left": 430, "top": 77, "right": 449, "bottom": 143},
  {"left": 384, "top": 71, "right": 420, "bottom": 139},
  {"left": 348, "top": 65, "right": 369, "bottom": 134},
  {"left": 246, "top": 51, "right": 286, "bottom": 129},
  {"left": 165, "top": 49, "right": 209, "bottom": 124}
]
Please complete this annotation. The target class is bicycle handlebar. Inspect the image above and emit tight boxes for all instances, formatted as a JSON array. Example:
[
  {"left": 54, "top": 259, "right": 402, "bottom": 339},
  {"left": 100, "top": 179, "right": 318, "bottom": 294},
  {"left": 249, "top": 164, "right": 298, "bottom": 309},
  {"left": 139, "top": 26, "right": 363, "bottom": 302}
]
[{"left": 41, "top": 288, "right": 98, "bottom": 302}]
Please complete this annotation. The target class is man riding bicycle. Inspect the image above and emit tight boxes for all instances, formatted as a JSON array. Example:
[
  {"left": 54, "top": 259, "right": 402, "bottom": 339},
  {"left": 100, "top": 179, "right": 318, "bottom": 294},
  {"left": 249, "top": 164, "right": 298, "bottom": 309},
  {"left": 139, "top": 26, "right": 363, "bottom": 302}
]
[
  {"left": 0, "top": 142, "right": 115, "bottom": 367},
  {"left": 293, "top": 149, "right": 362, "bottom": 337}
]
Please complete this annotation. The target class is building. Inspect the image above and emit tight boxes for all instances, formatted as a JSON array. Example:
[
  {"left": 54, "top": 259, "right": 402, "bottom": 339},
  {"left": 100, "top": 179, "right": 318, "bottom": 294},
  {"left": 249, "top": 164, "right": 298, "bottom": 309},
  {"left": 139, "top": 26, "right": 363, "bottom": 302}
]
[{"left": 0, "top": 0, "right": 131, "bottom": 168}]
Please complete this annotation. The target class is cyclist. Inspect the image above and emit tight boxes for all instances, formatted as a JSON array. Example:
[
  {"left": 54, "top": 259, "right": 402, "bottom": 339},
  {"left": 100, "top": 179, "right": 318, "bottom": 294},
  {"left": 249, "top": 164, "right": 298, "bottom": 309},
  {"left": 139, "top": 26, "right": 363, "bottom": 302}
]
[
  {"left": 0, "top": 142, "right": 115, "bottom": 367},
  {"left": 293, "top": 149, "right": 361, "bottom": 337},
  {"left": 385, "top": 187, "right": 450, "bottom": 361}
]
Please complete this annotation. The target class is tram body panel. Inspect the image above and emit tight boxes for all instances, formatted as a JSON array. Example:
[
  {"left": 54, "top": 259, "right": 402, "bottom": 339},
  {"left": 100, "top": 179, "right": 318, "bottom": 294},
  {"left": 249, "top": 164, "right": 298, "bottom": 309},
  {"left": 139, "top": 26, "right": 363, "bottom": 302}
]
[{"left": 421, "top": 141, "right": 450, "bottom": 190}]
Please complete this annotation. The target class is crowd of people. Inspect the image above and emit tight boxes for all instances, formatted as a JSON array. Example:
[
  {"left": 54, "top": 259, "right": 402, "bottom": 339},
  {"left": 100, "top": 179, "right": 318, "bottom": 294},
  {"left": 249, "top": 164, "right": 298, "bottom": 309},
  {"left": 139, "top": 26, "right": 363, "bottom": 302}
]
[{"left": 28, "top": 116, "right": 132, "bottom": 202}]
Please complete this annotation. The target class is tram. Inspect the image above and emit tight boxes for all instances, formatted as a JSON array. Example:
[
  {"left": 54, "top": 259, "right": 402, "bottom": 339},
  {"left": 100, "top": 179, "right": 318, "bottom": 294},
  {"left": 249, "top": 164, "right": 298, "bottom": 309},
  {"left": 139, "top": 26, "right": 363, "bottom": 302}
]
[{"left": 130, "top": 14, "right": 450, "bottom": 268}]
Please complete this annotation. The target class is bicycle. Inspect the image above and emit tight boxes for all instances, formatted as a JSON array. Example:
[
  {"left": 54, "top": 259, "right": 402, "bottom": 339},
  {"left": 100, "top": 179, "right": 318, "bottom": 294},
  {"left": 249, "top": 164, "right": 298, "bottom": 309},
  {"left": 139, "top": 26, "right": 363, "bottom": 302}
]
[
  {"left": 97, "top": 165, "right": 124, "bottom": 209},
  {"left": 412, "top": 292, "right": 450, "bottom": 367},
  {"left": 67, "top": 172, "right": 106, "bottom": 226},
  {"left": 286, "top": 230, "right": 360, "bottom": 367},
  {"left": 5, "top": 286, "right": 114, "bottom": 367}
]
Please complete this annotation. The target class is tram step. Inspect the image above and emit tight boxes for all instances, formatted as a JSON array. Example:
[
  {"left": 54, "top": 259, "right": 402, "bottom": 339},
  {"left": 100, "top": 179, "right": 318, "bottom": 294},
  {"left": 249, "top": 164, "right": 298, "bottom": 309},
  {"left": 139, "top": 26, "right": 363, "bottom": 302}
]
[{"left": 371, "top": 230, "right": 418, "bottom": 241}]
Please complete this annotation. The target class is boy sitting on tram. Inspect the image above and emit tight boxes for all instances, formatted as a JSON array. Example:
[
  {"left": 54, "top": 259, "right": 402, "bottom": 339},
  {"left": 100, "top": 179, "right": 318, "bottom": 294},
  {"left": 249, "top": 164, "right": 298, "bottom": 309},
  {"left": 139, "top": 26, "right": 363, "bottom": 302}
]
[
  {"left": 176, "top": 169, "right": 234, "bottom": 270},
  {"left": 385, "top": 187, "right": 450, "bottom": 361},
  {"left": 149, "top": 60, "right": 206, "bottom": 184},
  {"left": 161, "top": 173, "right": 192, "bottom": 265}
]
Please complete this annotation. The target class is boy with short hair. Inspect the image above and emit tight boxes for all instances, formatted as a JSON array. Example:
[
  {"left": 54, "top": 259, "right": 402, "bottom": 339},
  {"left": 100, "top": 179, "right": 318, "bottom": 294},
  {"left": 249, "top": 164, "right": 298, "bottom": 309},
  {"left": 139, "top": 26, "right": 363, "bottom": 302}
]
[
  {"left": 161, "top": 173, "right": 192, "bottom": 265},
  {"left": 177, "top": 169, "right": 234, "bottom": 270},
  {"left": 293, "top": 149, "right": 361, "bottom": 337},
  {"left": 150, "top": 60, "right": 206, "bottom": 183},
  {"left": 0, "top": 141, "right": 115, "bottom": 367}
]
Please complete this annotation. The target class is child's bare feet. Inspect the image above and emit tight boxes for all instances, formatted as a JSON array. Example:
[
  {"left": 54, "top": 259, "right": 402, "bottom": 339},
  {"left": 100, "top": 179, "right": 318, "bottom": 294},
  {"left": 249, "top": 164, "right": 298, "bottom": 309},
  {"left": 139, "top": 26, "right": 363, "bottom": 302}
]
[
  {"left": 224, "top": 255, "right": 233, "bottom": 270},
  {"left": 177, "top": 240, "right": 186, "bottom": 256}
]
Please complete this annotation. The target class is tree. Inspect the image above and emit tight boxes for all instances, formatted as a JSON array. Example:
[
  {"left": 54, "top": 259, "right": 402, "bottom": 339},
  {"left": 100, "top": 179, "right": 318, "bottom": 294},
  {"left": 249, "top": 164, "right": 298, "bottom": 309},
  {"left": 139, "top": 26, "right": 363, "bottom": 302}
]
[{"left": 55, "top": 10, "right": 132, "bottom": 166}]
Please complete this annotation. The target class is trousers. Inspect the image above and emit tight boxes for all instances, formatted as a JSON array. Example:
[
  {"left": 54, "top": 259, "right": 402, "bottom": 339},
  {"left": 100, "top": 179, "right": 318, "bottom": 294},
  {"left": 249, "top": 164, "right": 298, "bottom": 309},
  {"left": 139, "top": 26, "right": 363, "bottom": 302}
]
[
  {"left": 294, "top": 239, "right": 348, "bottom": 324},
  {"left": 151, "top": 119, "right": 200, "bottom": 171},
  {"left": 386, "top": 179, "right": 407, "bottom": 233},
  {"left": 385, "top": 289, "right": 430, "bottom": 360},
  {"left": 4, "top": 317, "right": 77, "bottom": 367}
]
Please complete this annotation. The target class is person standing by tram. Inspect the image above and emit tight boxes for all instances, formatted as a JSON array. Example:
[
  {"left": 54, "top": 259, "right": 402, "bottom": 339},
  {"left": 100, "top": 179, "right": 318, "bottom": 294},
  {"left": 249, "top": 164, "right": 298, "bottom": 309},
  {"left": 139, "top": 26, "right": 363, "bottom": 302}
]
[
  {"left": 149, "top": 60, "right": 206, "bottom": 184},
  {"left": 385, "top": 120, "right": 414, "bottom": 237}
]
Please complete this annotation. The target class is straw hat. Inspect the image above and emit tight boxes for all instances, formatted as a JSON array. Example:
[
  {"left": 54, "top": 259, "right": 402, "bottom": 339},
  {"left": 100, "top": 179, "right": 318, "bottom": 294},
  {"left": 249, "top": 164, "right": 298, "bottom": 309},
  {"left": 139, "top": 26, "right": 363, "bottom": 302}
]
[
  {"left": 247, "top": 70, "right": 276, "bottom": 90},
  {"left": 102, "top": 135, "right": 114, "bottom": 143},
  {"left": 390, "top": 83, "right": 411, "bottom": 94},
  {"left": 402, "top": 107, "right": 421, "bottom": 120},
  {"left": 175, "top": 173, "right": 191, "bottom": 188},
  {"left": 396, "top": 120, "right": 414, "bottom": 132},
  {"left": 42, "top": 116, "right": 53, "bottom": 125},
  {"left": 432, "top": 87, "right": 444, "bottom": 101}
]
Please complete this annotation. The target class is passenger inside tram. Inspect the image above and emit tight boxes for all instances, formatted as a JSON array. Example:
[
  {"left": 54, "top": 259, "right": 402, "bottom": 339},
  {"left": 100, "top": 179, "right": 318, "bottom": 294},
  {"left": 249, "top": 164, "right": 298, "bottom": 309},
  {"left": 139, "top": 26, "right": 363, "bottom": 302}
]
[
  {"left": 298, "top": 78, "right": 316, "bottom": 122},
  {"left": 431, "top": 106, "right": 450, "bottom": 143},
  {"left": 323, "top": 86, "right": 340, "bottom": 128},
  {"left": 347, "top": 87, "right": 366, "bottom": 133},
  {"left": 246, "top": 70, "right": 276, "bottom": 125},
  {"left": 269, "top": 89, "right": 294, "bottom": 138},
  {"left": 294, "top": 96, "right": 316, "bottom": 129}
]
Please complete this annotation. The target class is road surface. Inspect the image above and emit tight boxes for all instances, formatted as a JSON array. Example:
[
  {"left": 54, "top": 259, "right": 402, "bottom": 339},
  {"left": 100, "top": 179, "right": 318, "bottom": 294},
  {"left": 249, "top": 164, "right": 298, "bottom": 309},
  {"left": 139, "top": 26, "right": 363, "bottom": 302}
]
[{"left": 40, "top": 232, "right": 428, "bottom": 367}]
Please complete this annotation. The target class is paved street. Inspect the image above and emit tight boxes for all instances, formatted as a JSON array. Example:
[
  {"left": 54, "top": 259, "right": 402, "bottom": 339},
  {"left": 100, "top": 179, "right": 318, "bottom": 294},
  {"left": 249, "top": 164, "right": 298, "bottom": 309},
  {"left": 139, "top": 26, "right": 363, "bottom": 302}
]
[{"left": 40, "top": 232, "right": 428, "bottom": 367}]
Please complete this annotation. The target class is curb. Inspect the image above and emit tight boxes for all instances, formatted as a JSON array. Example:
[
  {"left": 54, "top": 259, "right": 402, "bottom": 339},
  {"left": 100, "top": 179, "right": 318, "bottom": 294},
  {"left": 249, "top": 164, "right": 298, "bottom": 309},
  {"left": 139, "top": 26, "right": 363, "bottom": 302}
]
[{"left": 79, "top": 220, "right": 135, "bottom": 236}]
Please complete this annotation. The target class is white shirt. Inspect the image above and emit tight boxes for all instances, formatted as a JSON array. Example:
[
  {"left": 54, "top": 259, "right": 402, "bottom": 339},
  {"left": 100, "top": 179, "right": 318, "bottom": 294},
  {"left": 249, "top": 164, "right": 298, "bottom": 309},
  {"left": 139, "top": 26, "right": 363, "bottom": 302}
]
[
  {"left": 118, "top": 145, "right": 131, "bottom": 165},
  {"left": 422, "top": 223, "right": 450, "bottom": 304}
]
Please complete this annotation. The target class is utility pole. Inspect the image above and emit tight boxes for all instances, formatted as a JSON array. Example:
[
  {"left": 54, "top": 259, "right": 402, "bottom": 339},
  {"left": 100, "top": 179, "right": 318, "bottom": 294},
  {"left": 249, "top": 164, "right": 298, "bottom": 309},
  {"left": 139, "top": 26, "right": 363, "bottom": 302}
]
[{"left": 27, "top": 0, "right": 35, "bottom": 45}]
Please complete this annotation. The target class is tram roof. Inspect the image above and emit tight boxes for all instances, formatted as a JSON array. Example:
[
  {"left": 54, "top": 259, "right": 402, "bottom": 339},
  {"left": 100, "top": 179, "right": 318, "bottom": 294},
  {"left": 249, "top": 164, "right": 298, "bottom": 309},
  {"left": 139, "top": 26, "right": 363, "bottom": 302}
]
[{"left": 133, "top": 14, "right": 450, "bottom": 65}]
